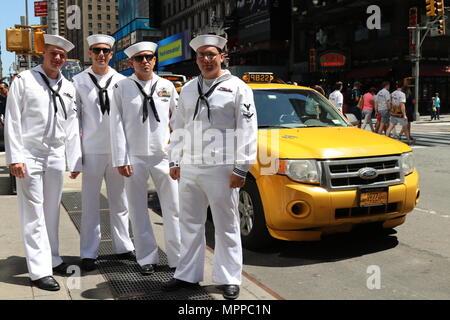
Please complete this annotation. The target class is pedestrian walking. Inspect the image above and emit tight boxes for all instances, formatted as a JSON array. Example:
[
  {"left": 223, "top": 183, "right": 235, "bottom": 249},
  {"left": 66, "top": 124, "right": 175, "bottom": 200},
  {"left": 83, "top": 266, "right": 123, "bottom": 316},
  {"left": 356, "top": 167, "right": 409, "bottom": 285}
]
[
  {"left": 110, "top": 41, "right": 181, "bottom": 274},
  {"left": 328, "top": 81, "right": 344, "bottom": 113},
  {"left": 386, "top": 84, "right": 412, "bottom": 145},
  {"left": 430, "top": 97, "right": 436, "bottom": 120},
  {"left": 361, "top": 87, "right": 376, "bottom": 132},
  {"left": 346, "top": 81, "right": 363, "bottom": 127},
  {"left": 162, "top": 34, "right": 258, "bottom": 300},
  {"left": 375, "top": 81, "right": 391, "bottom": 134},
  {"left": 434, "top": 93, "right": 441, "bottom": 120},
  {"left": 4, "top": 35, "right": 82, "bottom": 291},
  {"left": 400, "top": 89, "right": 416, "bottom": 142},
  {"left": 72, "top": 34, "right": 135, "bottom": 272}
]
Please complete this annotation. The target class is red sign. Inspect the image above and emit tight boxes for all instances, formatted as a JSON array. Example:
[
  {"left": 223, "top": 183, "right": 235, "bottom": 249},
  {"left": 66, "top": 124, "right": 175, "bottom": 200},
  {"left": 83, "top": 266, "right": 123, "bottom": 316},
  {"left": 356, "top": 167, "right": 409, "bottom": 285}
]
[
  {"left": 319, "top": 52, "right": 346, "bottom": 67},
  {"left": 34, "top": 1, "right": 48, "bottom": 17}
]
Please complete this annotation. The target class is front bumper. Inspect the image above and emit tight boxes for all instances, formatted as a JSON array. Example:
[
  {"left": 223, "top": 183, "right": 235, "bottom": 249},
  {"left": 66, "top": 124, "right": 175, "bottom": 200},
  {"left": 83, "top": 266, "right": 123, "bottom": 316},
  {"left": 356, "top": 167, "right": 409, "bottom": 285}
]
[{"left": 256, "top": 169, "right": 420, "bottom": 241}]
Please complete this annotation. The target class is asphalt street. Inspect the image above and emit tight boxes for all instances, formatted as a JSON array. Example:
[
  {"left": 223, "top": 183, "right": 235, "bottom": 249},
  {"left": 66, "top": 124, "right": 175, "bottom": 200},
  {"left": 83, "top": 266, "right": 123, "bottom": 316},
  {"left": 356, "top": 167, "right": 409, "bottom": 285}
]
[{"left": 230, "top": 116, "right": 450, "bottom": 300}]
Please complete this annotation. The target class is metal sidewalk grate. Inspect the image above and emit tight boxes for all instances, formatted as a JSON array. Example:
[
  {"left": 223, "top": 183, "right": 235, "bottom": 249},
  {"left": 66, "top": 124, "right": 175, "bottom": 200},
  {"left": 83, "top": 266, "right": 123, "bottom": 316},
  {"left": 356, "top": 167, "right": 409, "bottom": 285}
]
[{"left": 61, "top": 191, "right": 214, "bottom": 300}]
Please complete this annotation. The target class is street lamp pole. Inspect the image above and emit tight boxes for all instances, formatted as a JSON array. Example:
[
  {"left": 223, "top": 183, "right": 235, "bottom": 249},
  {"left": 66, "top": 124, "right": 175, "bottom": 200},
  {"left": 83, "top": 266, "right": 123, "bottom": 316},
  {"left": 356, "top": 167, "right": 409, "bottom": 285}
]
[{"left": 412, "top": 25, "right": 423, "bottom": 122}]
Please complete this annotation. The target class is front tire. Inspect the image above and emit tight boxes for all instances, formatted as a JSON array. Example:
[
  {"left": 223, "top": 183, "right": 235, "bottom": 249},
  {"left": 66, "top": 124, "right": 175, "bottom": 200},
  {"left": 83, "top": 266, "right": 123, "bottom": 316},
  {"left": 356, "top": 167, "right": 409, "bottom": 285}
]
[{"left": 239, "top": 179, "right": 272, "bottom": 250}]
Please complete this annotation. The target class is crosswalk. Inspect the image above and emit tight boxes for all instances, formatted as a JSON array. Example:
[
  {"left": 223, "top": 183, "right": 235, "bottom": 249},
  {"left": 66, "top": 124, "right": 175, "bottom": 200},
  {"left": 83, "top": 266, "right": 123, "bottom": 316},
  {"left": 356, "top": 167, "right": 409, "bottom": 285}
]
[{"left": 394, "top": 132, "right": 450, "bottom": 148}]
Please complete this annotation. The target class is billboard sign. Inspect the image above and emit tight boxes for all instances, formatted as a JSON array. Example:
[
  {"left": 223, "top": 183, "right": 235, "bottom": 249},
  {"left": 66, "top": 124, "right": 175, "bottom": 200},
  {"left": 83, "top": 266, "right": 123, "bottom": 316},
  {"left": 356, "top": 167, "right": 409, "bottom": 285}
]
[{"left": 157, "top": 31, "right": 191, "bottom": 67}]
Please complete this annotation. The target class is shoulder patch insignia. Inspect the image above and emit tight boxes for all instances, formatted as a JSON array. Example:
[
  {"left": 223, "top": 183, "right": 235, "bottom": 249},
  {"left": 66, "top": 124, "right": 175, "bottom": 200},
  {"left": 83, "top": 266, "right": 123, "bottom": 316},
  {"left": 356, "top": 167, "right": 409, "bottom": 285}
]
[{"left": 242, "top": 103, "right": 254, "bottom": 120}]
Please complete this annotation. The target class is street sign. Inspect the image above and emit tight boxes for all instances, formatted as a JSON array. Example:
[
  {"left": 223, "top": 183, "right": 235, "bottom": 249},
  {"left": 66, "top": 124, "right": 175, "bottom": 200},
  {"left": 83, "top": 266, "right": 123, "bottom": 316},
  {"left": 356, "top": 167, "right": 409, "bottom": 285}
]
[{"left": 34, "top": 1, "right": 48, "bottom": 17}]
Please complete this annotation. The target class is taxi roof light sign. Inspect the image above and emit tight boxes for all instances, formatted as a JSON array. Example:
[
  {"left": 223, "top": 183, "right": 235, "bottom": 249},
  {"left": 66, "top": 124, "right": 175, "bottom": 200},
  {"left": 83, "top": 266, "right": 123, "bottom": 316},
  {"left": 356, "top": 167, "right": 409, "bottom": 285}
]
[{"left": 243, "top": 72, "right": 274, "bottom": 83}]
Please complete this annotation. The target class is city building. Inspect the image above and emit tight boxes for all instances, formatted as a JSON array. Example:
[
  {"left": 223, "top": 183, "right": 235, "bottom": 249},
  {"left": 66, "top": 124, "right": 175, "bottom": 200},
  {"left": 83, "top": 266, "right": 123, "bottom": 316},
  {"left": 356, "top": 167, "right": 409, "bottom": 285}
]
[
  {"left": 158, "top": 0, "right": 292, "bottom": 78},
  {"left": 290, "top": 0, "right": 450, "bottom": 114},
  {"left": 156, "top": 0, "right": 235, "bottom": 75},
  {"left": 57, "top": 0, "right": 120, "bottom": 66},
  {"left": 111, "top": 0, "right": 162, "bottom": 75}
]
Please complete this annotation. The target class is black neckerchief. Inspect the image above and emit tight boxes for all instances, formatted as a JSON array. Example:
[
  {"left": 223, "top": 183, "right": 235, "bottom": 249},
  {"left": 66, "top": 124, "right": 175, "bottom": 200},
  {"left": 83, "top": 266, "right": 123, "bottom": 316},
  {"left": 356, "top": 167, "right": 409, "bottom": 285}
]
[
  {"left": 193, "top": 73, "right": 233, "bottom": 121},
  {"left": 132, "top": 79, "right": 159, "bottom": 123},
  {"left": 88, "top": 73, "right": 114, "bottom": 115},
  {"left": 37, "top": 71, "right": 67, "bottom": 120}
]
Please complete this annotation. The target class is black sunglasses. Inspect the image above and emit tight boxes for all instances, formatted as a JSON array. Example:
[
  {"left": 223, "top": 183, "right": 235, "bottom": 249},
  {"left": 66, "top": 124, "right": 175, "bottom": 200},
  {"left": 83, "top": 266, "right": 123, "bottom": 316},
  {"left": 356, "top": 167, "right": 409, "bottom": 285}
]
[
  {"left": 132, "top": 54, "right": 155, "bottom": 62},
  {"left": 91, "top": 47, "right": 112, "bottom": 54}
]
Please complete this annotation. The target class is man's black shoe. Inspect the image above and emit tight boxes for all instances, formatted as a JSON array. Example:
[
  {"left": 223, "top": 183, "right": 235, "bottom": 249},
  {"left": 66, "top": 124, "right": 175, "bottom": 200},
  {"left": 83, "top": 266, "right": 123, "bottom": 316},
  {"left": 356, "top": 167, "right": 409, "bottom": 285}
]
[
  {"left": 140, "top": 264, "right": 155, "bottom": 275},
  {"left": 117, "top": 251, "right": 136, "bottom": 261},
  {"left": 32, "top": 276, "right": 60, "bottom": 291},
  {"left": 52, "top": 262, "right": 70, "bottom": 275},
  {"left": 161, "top": 278, "right": 199, "bottom": 292},
  {"left": 81, "top": 258, "right": 97, "bottom": 271},
  {"left": 222, "top": 285, "right": 240, "bottom": 300}
]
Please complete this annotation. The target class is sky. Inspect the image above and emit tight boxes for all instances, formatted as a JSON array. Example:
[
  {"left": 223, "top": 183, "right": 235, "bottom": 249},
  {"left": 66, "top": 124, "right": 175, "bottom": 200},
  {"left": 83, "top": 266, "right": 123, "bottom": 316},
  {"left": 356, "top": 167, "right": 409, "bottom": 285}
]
[{"left": 1, "top": 1, "right": 40, "bottom": 79}]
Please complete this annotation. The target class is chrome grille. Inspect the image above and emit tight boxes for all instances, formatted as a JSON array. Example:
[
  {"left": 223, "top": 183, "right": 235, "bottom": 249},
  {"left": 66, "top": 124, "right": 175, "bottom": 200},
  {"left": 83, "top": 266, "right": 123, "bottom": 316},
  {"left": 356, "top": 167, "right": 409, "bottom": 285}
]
[{"left": 322, "top": 156, "right": 403, "bottom": 190}]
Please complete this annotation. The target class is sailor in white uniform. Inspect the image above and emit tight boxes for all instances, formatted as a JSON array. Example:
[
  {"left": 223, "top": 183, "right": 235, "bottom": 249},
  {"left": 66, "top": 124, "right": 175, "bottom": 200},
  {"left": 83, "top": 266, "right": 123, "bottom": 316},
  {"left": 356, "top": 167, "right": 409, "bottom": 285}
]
[
  {"left": 110, "top": 41, "right": 181, "bottom": 274},
  {"left": 4, "top": 35, "right": 82, "bottom": 291},
  {"left": 72, "top": 34, "right": 135, "bottom": 272},
  {"left": 163, "top": 34, "right": 258, "bottom": 300}
]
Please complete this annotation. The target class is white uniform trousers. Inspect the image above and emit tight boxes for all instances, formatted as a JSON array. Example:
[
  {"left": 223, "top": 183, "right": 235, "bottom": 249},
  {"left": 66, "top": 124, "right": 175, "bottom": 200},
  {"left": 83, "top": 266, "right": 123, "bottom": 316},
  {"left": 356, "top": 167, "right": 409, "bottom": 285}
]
[
  {"left": 16, "top": 156, "right": 65, "bottom": 281},
  {"left": 174, "top": 165, "right": 242, "bottom": 285},
  {"left": 80, "top": 154, "right": 135, "bottom": 259},
  {"left": 126, "top": 155, "right": 180, "bottom": 267}
]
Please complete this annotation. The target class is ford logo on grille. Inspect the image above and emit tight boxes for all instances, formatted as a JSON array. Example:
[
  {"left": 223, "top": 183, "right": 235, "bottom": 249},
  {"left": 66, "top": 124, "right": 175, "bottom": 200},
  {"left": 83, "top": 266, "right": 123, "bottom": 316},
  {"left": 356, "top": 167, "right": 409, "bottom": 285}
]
[{"left": 358, "top": 167, "right": 378, "bottom": 180}]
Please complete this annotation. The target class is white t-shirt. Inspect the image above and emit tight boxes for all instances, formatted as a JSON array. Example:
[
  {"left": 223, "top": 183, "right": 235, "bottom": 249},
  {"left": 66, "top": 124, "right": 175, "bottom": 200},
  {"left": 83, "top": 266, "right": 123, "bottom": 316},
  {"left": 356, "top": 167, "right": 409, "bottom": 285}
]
[
  {"left": 391, "top": 90, "right": 406, "bottom": 106},
  {"left": 375, "top": 88, "right": 390, "bottom": 111},
  {"left": 329, "top": 90, "right": 343, "bottom": 111}
]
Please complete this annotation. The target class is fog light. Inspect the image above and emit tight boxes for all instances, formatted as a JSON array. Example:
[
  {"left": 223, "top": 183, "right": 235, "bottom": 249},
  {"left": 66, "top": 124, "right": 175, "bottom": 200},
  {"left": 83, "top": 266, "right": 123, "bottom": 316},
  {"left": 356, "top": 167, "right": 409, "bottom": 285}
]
[{"left": 288, "top": 201, "right": 311, "bottom": 218}]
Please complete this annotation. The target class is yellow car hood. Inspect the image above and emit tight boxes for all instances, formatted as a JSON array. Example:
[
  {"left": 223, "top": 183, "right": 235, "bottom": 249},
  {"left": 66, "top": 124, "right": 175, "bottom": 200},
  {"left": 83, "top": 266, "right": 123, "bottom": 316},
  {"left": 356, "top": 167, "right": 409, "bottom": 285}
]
[{"left": 259, "top": 127, "right": 412, "bottom": 159}]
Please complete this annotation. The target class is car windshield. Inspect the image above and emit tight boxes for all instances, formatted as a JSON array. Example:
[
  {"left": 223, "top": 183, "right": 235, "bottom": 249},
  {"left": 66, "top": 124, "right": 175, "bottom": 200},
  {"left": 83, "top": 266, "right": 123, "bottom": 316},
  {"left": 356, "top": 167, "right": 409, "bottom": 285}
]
[{"left": 253, "top": 89, "right": 350, "bottom": 129}]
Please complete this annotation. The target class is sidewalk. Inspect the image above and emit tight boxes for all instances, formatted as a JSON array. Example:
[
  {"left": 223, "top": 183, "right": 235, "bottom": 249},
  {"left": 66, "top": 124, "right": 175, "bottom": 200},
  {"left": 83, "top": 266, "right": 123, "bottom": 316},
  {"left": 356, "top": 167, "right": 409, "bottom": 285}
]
[
  {"left": 414, "top": 113, "right": 450, "bottom": 124},
  {"left": 0, "top": 153, "right": 277, "bottom": 300}
]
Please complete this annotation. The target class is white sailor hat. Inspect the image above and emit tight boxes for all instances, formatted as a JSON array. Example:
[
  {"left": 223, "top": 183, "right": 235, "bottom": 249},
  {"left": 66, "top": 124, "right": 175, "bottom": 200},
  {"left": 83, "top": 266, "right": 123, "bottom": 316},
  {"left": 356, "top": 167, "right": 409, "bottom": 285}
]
[
  {"left": 44, "top": 34, "right": 74, "bottom": 52},
  {"left": 189, "top": 34, "right": 227, "bottom": 52},
  {"left": 124, "top": 41, "right": 158, "bottom": 58},
  {"left": 87, "top": 34, "right": 115, "bottom": 48}
]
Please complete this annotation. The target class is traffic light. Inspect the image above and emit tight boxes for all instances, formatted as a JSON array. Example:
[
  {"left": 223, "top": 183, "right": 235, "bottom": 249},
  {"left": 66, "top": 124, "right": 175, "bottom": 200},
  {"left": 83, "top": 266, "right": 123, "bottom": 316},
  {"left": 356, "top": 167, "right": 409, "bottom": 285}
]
[
  {"left": 34, "top": 29, "right": 45, "bottom": 54},
  {"left": 438, "top": 18, "right": 446, "bottom": 35},
  {"left": 6, "top": 28, "right": 31, "bottom": 52},
  {"left": 436, "top": 0, "right": 445, "bottom": 15},
  {"left": 426, "top": 0, "right": 437, "bottom": 16}
]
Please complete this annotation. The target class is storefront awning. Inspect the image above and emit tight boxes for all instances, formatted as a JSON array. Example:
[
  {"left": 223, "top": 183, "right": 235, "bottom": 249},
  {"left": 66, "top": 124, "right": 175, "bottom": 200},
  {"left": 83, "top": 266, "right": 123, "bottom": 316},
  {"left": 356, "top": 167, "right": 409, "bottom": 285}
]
[
  {"left": 346, "top": 66, "right": 391, "bottom": 79},
  {"left": 420, "top": 65, "right": 450, "bottom": 77}
]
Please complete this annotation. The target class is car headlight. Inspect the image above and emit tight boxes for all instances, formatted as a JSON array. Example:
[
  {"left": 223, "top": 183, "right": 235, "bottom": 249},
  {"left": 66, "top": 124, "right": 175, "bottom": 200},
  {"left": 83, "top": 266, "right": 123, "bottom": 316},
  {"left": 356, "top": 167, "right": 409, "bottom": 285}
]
[
  {"left": 278, "top": 159, "right": 321, "bottom": 184},
  {"left": 401, "top": 152, "right": 414, "bottom": 176}
]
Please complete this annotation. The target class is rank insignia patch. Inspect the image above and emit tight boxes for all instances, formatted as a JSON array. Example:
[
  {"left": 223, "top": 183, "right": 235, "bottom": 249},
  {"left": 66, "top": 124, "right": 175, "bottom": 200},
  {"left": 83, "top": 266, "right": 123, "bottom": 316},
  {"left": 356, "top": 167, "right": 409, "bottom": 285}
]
[{"left": 242, "top": 103, "right": 254, "bottom": 120}]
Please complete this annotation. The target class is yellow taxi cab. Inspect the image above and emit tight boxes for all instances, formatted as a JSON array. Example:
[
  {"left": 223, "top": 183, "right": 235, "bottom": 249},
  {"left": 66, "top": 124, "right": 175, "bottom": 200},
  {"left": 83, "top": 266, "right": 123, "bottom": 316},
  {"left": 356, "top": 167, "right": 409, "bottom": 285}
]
[
  {"left": 239, "top": 72, "right": 420, "bottom": 249},
  {"left": 157, "top": 73, "right": 187, "bottom": 93}
]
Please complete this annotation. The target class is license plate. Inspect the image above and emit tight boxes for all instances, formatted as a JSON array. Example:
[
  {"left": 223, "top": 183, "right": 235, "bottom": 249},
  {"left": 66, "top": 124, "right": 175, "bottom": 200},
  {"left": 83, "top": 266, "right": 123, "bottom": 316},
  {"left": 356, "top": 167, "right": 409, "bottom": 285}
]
[{"left": 358, "top": 187, "right": 388, "bottom": 207}]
